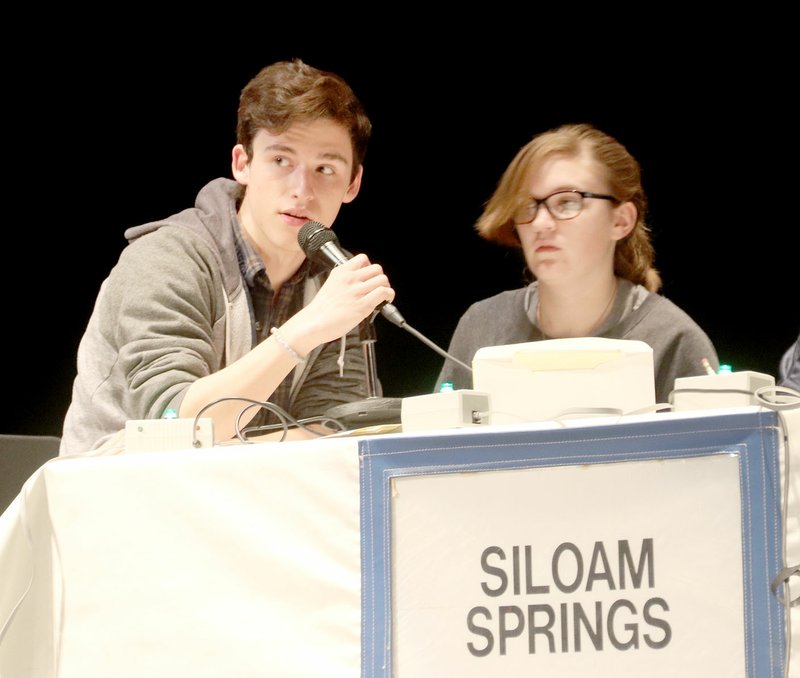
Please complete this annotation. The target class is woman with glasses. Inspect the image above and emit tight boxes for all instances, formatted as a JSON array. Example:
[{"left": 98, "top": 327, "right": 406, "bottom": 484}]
[{"left": 435, "top": 123, "right": 718, "bottom": 405}]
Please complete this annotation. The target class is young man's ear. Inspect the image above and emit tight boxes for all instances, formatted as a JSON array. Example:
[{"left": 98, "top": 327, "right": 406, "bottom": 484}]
[
  {"left": 342, "top": 165, "right": 364, "bottom": 204},
  {"left": 231, "top": 145, "right": 250, "bottom": 185}
]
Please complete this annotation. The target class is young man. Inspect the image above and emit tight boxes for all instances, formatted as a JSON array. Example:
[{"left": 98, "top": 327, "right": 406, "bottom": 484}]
[{"left": 60, "top": 59, "right": 395, "bottom": 455}]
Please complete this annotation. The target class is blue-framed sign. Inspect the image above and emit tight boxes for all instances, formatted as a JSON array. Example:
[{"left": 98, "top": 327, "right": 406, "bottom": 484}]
[{"left": 360, "top": 409, "right": 785, "bottom": 677}]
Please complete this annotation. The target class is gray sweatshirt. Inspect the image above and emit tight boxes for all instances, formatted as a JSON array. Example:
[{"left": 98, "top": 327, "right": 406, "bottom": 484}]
[{"left": 435, "top": 278, "right": 719, "bottom": 404}]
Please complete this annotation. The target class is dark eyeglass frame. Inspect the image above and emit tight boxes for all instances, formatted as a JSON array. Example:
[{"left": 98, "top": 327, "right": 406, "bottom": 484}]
[{"left": 513, "top": 189, "right": 620, "bottom": 224}]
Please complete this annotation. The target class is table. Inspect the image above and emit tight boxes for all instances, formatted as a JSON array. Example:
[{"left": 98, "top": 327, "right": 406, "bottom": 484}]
[{"left": 1, "top": 406, "right": 797, "bottom": 677}]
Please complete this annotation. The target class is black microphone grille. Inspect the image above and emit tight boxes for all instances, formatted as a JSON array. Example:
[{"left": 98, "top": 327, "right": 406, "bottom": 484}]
[{"left": 297, "top": 221, "right": 338, "bottom": 257}]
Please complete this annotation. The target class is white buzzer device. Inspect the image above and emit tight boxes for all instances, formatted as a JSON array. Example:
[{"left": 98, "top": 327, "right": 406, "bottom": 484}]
[{"left": 472, "top": 338, "right": 656, "bottom": 424}]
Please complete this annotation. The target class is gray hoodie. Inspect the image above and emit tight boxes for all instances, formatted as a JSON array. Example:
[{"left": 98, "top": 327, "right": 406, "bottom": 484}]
[{"left": 61, "top": 178, "right": 369, "bottom": 455}]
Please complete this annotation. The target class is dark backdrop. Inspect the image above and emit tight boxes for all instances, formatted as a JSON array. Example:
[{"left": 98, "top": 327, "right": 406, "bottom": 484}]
[{"left": 5, "top": 40, "right": 795, "bottom": 437}]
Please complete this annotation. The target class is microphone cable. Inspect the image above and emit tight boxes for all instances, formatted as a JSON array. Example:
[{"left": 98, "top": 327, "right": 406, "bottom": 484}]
[{"left": 379, "top": 312, "right": 472, "bottom": 374}]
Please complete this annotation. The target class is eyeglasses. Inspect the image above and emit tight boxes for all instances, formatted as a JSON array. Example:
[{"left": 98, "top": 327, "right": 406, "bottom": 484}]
[{"left": 513, "top": 190, "right": 620, "bottom": 225}]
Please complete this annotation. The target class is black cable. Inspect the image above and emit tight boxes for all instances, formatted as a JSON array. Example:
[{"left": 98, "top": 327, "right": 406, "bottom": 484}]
[
  {"left": 191, "top": 397, "right": 348, "bottom": 447},
  {"left": 398, "top": 322, "right": 472, "bottom": 374},
  {"left": 239, "top": 413, "right": 348, "bottom": 442}
]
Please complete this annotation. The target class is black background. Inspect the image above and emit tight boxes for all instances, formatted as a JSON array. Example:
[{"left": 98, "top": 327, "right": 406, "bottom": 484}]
[{"left": 4, "top": 33, "right": 796, "bottom": 437}]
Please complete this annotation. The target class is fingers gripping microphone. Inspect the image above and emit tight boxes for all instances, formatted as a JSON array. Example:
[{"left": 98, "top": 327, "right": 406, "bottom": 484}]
[{"left": 297, "top": 221, "right": 406, "bottom": 327}]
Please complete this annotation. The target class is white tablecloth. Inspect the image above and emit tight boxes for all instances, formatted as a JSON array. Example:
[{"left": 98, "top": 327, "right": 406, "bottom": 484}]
[
  {"left": 1, "top": 407, "right": 797, "bottom": 677},
  {"left": 0, "top": 437, "right": 363, "bottom": 678}
]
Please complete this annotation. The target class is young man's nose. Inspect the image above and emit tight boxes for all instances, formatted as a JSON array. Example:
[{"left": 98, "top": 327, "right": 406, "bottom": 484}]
[{"left": 289, "top": 166, "right": 314, "bottom": 199}]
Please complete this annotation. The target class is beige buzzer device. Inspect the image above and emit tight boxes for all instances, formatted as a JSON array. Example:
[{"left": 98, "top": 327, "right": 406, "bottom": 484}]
[{"left": 472, "top": 338, "right": 656, "bottom": 425}]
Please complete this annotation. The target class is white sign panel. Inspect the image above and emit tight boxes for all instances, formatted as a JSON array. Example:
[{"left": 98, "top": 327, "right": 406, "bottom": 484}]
[{"left": 391, "top": 455, "right": 743, "bottom": 677}]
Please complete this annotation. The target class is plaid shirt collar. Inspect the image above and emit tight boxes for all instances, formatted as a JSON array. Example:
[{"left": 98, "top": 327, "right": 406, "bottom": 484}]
[{"left": 232, "top": 213, "right": 326, "bottom": 289}]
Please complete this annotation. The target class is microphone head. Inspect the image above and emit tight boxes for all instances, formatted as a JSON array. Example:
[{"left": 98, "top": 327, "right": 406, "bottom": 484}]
[{"left": 297, "top": 221, "right": 339, "bottom": 261}]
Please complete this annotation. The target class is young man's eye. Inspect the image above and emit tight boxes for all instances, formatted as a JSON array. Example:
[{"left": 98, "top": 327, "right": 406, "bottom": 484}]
[
  {"left": 318, "top": 165, "right": 335, "bottom": 176},
  {"left": 273, "top": 156, "right": 290, "bottom": 167}
]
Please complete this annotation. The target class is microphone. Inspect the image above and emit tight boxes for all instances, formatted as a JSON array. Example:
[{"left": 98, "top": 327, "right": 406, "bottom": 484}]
[
  {"left": 297, "top": 221, "right": 406, "bottom": 327},
  {"left": 297, "top": 221, "right": 472, "bottom": 375},
  {"left": 296, "top": 220, "right": 471, "bottom": 431}
]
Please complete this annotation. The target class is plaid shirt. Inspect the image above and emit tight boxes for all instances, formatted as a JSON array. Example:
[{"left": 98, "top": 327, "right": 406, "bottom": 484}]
[{"left": 233, "top": 218, "right": 319, "bottom": 428}]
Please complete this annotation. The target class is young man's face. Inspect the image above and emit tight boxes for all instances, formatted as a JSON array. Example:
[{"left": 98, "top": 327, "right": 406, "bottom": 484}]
[{"left": 232, "top": 118, "right": 362, "bottom": 258}]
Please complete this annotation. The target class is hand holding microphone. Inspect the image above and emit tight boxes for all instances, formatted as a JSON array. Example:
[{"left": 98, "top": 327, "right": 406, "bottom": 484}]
[
  {"left": 298, "top": 221, "right": 406, "bottom": 327},
  {"left": 298, "top": 222, "right": 472, "bottom": 374},
  {"left": 293, "top": 221, "right": 398, "bottom": 347}
]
